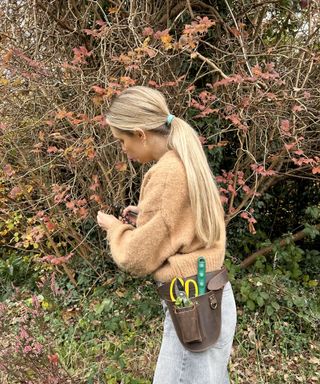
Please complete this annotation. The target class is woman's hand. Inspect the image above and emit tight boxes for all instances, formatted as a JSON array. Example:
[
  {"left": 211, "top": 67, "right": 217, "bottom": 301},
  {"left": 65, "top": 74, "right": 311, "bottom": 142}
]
[
  {"left": 122, "top": 205, "right": 139, "bottom": 226},
  {"left": 97, "top": 211, "right": 120, "bottom": 231}
]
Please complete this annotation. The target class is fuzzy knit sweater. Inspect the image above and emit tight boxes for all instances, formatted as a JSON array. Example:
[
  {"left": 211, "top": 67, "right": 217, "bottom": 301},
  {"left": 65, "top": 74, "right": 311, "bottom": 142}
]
[{"left": 107, "top": 150, "right": 226, "bottom": 282}]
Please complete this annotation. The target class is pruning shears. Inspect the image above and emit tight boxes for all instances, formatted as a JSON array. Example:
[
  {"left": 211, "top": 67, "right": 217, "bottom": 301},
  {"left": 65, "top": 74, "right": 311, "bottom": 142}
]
[
  {"left": 108, "top": 203, "right": 138, "bottom": 226},
  {"left": 170, "top": 277, "right": 199, "bottom": 307}
]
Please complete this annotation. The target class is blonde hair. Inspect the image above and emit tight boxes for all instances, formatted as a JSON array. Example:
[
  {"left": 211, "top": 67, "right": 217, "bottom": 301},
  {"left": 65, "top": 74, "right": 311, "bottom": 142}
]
[{"left": 106, "top": 86, "right": 225, "bottom": 246}]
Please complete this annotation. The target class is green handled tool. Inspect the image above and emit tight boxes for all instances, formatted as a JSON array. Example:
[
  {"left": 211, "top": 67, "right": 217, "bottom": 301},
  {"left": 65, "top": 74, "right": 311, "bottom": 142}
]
[{"left": 197, "top": 256, "right": 206, "bottom": 295}]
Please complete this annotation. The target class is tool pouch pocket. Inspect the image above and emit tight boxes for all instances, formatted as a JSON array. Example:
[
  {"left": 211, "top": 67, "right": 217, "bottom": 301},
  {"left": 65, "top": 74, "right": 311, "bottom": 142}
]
[
  {"left": 164, "top": 289, "right": 223, "bottom": 352},
  {"left": 173, "top": 303, "right": 202, "bottom": 343}
]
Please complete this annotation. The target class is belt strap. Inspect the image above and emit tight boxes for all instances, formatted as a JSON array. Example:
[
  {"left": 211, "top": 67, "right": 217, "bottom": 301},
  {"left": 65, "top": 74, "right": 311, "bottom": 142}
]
[{"left": 157, "top": 266, "right": 229, "bottom": 301}]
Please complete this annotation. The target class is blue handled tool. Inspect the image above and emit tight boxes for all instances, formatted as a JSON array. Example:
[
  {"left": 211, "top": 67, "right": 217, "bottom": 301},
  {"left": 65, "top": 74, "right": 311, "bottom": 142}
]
[{"left": 197, "top": 256, "right": 206, "bottom": 295}]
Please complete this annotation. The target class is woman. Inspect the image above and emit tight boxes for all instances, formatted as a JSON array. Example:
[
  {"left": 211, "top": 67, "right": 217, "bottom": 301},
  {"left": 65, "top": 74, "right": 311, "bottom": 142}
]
[{"left": 97, "top": 86, "right": 236, "bottom": 384}]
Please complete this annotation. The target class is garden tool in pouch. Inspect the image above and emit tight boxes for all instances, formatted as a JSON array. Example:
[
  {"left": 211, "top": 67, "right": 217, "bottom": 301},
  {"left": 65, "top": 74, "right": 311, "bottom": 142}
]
[
  {"left": 169, "top": 276, "right": 202, "bottom": 343},
  {"left": 157, "top": 266, "right": 229, "bottom": 352}
]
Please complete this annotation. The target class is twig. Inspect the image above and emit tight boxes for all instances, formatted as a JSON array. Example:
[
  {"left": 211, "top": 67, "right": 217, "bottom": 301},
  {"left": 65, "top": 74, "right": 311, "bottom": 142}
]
[
  {"left": 191, "top": 51, "right": 228, "bottom": 79},
  {"left": 240, "top": 224, "right": 320, "bottom": 268},
  {"left": 186, "top": 0, "right": 194, "bottom": 19},
  {"left": 223, "top": 0, "right": 253, "bottom": 77}
]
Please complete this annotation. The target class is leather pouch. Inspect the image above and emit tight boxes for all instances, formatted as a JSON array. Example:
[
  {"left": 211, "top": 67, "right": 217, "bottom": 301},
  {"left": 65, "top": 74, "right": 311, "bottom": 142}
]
[{"left": 158, "top": 267, "right": 228, "bottom": 353}]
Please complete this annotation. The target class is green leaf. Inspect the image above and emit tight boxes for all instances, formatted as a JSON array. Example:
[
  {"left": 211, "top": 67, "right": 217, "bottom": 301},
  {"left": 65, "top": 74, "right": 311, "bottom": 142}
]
[
  {"left": 266, "top": 305, "right": 274, "bottom": 316},
  {"left": 246, "top": 299, "right": 255, "bottom": 311},
  {"left": 305, "top": 206, "right": 320, "bottom": 219},
  {"left": 95, "top": 298, "right": 113, "bottom": 315},
  {"left": 303, "top": 224, "right": 320, "bottom": 239},
  {"left": 256, "top": 296, "right": 264, "bottom": 307}
]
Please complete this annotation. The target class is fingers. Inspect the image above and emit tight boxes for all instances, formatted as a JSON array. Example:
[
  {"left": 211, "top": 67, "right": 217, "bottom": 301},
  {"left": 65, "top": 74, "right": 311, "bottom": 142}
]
[{"left": 122, "top": 205, "right": 139, "bottom": 216}]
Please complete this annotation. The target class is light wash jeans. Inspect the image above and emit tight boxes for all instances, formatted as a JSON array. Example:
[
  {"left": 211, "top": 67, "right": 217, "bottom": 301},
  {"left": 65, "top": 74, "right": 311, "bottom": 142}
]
[{"left": 153, "top": 282, "right": 237, "bottom": 384}]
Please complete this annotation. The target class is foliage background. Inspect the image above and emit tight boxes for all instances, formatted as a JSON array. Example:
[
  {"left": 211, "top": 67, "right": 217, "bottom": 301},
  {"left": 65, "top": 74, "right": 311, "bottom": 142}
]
[{"left": 0, "top": 0, "right": 319, "bottom": 383}]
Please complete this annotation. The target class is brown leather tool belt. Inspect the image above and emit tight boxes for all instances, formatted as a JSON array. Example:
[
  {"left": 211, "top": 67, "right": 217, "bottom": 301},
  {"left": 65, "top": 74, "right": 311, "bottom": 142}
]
[{"left": 157, "top": 266, "right": 229, "bottom": 353}]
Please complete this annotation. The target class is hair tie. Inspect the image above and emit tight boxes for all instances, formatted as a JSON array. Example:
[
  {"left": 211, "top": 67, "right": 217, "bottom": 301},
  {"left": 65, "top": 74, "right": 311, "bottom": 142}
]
[{"left": 166, "top": 114, "right": 175, "bottom": 125}]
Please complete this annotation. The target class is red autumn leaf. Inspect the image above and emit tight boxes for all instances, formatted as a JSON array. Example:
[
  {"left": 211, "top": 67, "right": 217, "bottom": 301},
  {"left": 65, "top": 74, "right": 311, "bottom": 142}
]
[
  {"left": 79, "top": 199, "right": 87, "bottom": 207},
  {"left": 292, "top": 105, "right": 303, "bottom": 112},
  {"left": 148, "top": 80, "right": 158, "bottom": 87},
  {"left": 92, "top": 115, "right": 107, "bottom": 127},
  {"left": 66, "top": 201, "right": 75, "bottom": 210},
  {"left": 252, "top": 64, "right": 262, "bottom": 77},
  {"left": 186, "top": 85, "right": 195, "bottom": 92},
  {"left": 216, "top": 176, "right": 226, "bottom": 183},
  {"left": 85, "top": 147, "right": 96, "bottom": 160},
  {"left": 70, "top": 118, "right": 84, "bottom": 125},
  {"left": 266, "top": 92, "right": 277, "bottom": 100},
  {"left": 45, "top": 220, "right": 56, "bottom": 231},
  {"left": 312, "top": 166, "right": 320, "bottom": 174},
  {"left": 2, "top": 49, "right": 13, "bottom": 64},
  {"left": 292, "top": 157, "right": 315, "bottom": 166},
  {"left": 143, "top": 27, "right": 154, "bottom": 36},
  {"left": 241, "top": 97, "right": 250, "bottom": 108},
  {"left": 199, "top": 136, "right": 207, "bottom": 145},
  {"left": 220, "top": 195, "right": 228, "bottom": 205},
  {"left": 144, "top": 47, "right": 156, "bottom": 57},
  {"left": 47, "top": 146, "right": 58, "bottom": 154},
  {"left": 183, "top": 16, "right": 215, "bottom": 35},
  {"left": 303, "top": 91, "right": 311, "bottom": 99},
  {"left": 226, "top": 114, "right": 241, "bottom": 126},
  {"left": 42, "top": 254, "right": 73, "bottom": 266},
  {"left": 242, "top": 185, "right": 251, "bottom": 194},
  {"left": 89, "top": 175, "right": 100, "bottom": 191},
  {"left": 154, "top": 29, "right": 170, "bottom": 39},
  {"left": 120, "top": 76, "right": 136, "bottom": 86},
  {"left": 230, "top": 27, "right": 241, "bottom": 37},
  {"left": 281, "top": 120, "right": 290, "bottom": 131},
  {"left": 3, "top": 164, "right": 15, "bottom": 177},
  {"left": 240, "top": 211, "right": 249, "bottom": 220},
  {"left": 115, "top": 162, "right": 127, "bottom": 172},
  {"left": 8, "top": 186, "right": 22, "bottom": 199},
  {"left": 92, "top": 85, "right": 106, "bottom": 95},
  {"left": 96, "top": 20, "right": 106, "bottom": 26},
  {"left": 213, "top": 75, "right": 243, "bottom": 87},
  {"left": 251, "top": 164, "right": 276, "bottom": 176},
  {"left": 225, "top": 114, "right": 247, "bottom": 131},
  {"left": 83, "top": 29, "right": 99, "bottom": 37},
  {"left": 71, "top": 46, "right": 92, "bottom": 65},
  {"left": 90, "top": 194, "right": 102, "bottom": 203},
  {"left": 280, "top": 119, "right": 290, "bottom": 136},
  {"left": 108, "top": 7, "right": 119, "bottom": 14},
  {"left": 284, "top": 142, "right": 296, "bottom": 151},
  {"left": 55, "top": 109, "right": 73, "bottom": 119},
  {"left": 227, "top": 184, "right": 237, "bottom": 196},
  {"left": 78, "top": 207, "right": 88, "bottom": 218}
]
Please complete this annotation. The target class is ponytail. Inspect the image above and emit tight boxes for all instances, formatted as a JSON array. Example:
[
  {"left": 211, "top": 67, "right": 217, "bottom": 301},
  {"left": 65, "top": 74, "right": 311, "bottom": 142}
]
[{"left": 106, "top": 86, "right": 225, "bottom": 246}]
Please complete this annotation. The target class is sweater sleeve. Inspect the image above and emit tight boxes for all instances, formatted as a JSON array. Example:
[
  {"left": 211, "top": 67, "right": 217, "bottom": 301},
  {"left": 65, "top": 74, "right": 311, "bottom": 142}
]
[
  {"left": 106, "top": 211, "right": 171, "bottom": 276},
  {"left": 106, "top": 169, "right": 174, "bottom": 277}
]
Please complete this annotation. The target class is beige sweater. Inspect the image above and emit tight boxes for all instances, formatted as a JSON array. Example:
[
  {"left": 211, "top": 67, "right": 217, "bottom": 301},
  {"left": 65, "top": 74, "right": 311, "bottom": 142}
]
[{"left": 107, "top": 150, "right": 226, "bottom": 282}]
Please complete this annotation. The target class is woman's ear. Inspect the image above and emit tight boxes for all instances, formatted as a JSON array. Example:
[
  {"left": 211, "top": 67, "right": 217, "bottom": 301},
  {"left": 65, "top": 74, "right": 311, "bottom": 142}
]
[{"left": 134, "top": 128, "right": 147, "bottom": 142}]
